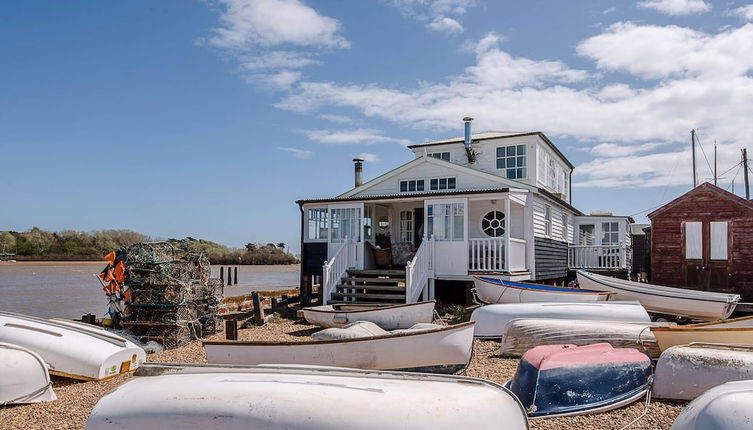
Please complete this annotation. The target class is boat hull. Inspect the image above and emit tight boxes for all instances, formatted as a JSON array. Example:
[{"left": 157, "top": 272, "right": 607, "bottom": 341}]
[
  {"left": 0, "top": 312, "right": 146, "bottom": 380},
  {"left": 471, "top": 301, "right": 651, "bottom": 339},
  {"left": 473, "top": 276, "right": 611, "bottom": 304},
  {"left": 301, "top": 301, "right": 435, "bottom": 329},
  {"left": 651, "top": 316, "right": 753, "bottom": 351},
  {"left": 86, "top": 364, "right": 530, "bottom": 430},
  {"left": 671, "top": 380, "right": 753, "bottom": 430},
  {"left": 0, "top": 342, "right": 57, "bottom": 405},
  {"left": 577, "top": 270, "right": 739, "bottom": 321},
  {"left": 204, "top": 322, "right": 474, "bottom": 373},
  {"left": 500, "top": 318, "right": 670, "bottom": 358}
]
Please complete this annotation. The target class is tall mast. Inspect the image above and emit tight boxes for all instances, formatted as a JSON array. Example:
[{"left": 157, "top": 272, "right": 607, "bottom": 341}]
[
  {"left": 691, "top": 129, "right": 697, "bottom": 188},
  {"left": 714, "top": 143, "right": 717, "bottom": 186},
  {"left": 743, "top": 148, "right": 750, "bottom": 200}
]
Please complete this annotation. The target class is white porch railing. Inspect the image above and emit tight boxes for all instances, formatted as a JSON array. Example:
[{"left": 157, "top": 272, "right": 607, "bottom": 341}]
[
  {"left": 568, "top": 245, "right": 627, "bottom": 269},
  {"left": 468, "top": 238, "right": 505, "bottom": 272},
  {"left": 405, "top": 237, "right": 433, "bottom": 303},
  {"left": 322, "top": 238, "right": 356, "bottom": 303}
]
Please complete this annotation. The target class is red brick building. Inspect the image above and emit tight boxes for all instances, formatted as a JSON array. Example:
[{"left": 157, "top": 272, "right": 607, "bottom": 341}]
[{"left": 647, "top": 183, "right": 753, "bottom": 300}]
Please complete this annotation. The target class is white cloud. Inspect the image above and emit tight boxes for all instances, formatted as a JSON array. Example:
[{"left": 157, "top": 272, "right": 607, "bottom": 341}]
[
  {"left": 278, "top": 147, "right": 314, "bottom": 158},
  {"left": 264, "top": 70, "right": 302, "bottom": 90},
  {"left": 239, "top": 51, "right": 318, "bottom": 71},
  {"left": 317, "top": 114, "right": 356, "bottom": 124},
  {"left": 603, "top": 7, "right": 617, "bottom": 14},
  {"left": 390, "top": 0, "right": 475, "bottom": 34},
  {"left": 304, "top": 129, "right": 411, "bottom": 146},
  {"left": 731, "top": 4, "right": 753, "bottom": 21},
  {"left": 355, "top": 152, "right": 380, "bottom": 162},
  {"left": 638, "top": 0, "right": 711, "bottom": 15},
  {"left": 590, "top": 142, "right": 670, "bottom": 157},
  {"left": 426, "top": 17, "right": 464, "bottom": 34}
]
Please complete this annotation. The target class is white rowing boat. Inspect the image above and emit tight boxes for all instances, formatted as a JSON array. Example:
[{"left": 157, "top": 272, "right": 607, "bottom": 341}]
[
  {"left": 470, "top": 301, "right": 651, "bottom": 339},
  {"left": 654, "top": 343, "right": 753, "bottom": 401},
  {"left": 499, "top": 318, "right": 672, "bottom": 358},
  {"left": 1, "top": 342, "right": 57, "bottom": 405},
  {"left": 472, "top": 276, "right": 612, "bottom": 304},
  {"left": 204, "top": 322, "right": 475, "bottom": 373},
  {"left": 86, "top": 363, "right": 529, "bottom": 430},
  {"left": 576, "top": 270, "right": 740, "bottom": 321},
  {"left": 651, "top": 315, "right": 753, "bottom": 352},
  {"left": 300, "top": 300, "right": 435, "bottom": 329},
  {"left": 0, "top": 311, "right": 146, "bottom": 381},
  {"left": 671, "top": 380, "right": 753, "bottom": 430}
]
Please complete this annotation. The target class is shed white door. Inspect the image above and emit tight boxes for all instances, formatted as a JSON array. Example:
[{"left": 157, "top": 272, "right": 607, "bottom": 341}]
[
  {"left": 327, "top": 203, "right": 364, "bottom": 270},
  {"left": 425, "top": 198, "right": 468, "bottom": 276}
]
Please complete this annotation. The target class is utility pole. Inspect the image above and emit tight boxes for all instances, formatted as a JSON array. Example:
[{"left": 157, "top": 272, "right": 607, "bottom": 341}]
[
  {"left": 743, "top": 148, "right": 750, "bottom": 200},
  {"left": 691, "top": 129, "right": 697, "bottom": 188},
  {"left": 714, "top": 143, "right": 717, "bottom": 186}
]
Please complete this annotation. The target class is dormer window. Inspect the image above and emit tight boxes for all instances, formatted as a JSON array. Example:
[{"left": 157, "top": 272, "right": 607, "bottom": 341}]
[
  {"left": 496, "top": 145, "right": 526, "bottom": 179},
  {"left": 399, "top": 179, "right": 425, "bottom": 192},
  {"left": 429, "top": 152, "right": 450, "bottom": 161}
]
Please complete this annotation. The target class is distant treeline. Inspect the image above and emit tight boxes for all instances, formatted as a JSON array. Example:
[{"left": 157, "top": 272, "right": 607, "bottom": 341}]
[{"left": 0, "top": 228, "right": 298, "bottom": 265}]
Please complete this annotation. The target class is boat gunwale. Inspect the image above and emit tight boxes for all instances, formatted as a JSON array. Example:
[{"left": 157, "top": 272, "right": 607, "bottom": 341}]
[
  {"left": 578, "top": 270, "right": 740, "bottom": 304},
  {"left": 0, "top": 311, "right": 128, "bottom": 347},
  {"left": 203, "top": 321, "right": 475, "bottom": 346},
  {"left": 303, "top": 300, "right": 436, "bottom": 315},
  {"left": 474, "top": 276, "right": 613, "bottom": 296},
  {"left": 665, "top": 315, "right": 753, "bottom": 328}
]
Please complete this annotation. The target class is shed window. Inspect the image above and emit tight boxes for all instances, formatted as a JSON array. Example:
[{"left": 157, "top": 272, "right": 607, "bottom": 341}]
[
  {"left": 307, "top": 208, "right": 328, "bottom": 241},
  {"left": 710, "top": 222, "right": 728, "bottom": 260},
  {"left": 496, "top": 145, "right": 526, "bottom": 179},
  {"left": 429, "top": 152, "right": 450, "bottom": 161},
  {"left": 399, "top": 179, "right": 425, "bottom": 192},
  {"left": 602, "top": 222, "right": 619, "bottom": 245},
  {"left": 685, "top": 222, "right": 702, "bottom": 259}
]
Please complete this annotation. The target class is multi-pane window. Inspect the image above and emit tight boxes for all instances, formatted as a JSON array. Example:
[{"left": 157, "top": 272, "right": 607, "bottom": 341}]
[
  {"left": 331, "top": 207, "right": 361, "bottom": 242},
  {"left": 496, "top": 145, "right": 526, "bottom": 179},
  {"left": 548, "top": 158, "right": 556, "bottom": 189},
  {"left": 399, "top": 179, "right": 425, "bottom": 192},
  {"left": 427, "top": 203, "right": 464, "bottom": 241},
  {"left": 399, "top": 210, "right": 413, "bottom": 242},
  {"left": 481, "top": 211, "right": 505, "bottom": 237},
  {"left": 363, "top": 206, "right": 373, "bottom": 241},
  {"left": 579, "top": 224, "right": 595, "bottom": 245},
  {"left": 430, "top": 177, "right": 456, "bottom": 191},
  {"left": 561, "top": 213, "right": 569, "bottom": 241},
  {"left": 544, "top": 205, "right": 552, "bottom": 237},
  {"left": 307, "top": 208, "right": 328, "bottom": 241},
  {"left": 429, "top": 152, "right": 450, "bottom": 161},
  {"left": 602, "top": 222, "right": 619, "bottom": 245}
]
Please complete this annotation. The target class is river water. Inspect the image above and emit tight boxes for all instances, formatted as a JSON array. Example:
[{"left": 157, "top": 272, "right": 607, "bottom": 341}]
[{"left": 0, "top": 262, "right": 300, "bottom": 319}]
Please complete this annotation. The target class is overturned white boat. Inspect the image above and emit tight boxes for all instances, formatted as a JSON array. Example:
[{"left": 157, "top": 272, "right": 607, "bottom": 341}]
[
  {"left": 671, "top": 380, "right": 753, "bottom": 430},
  {"left": 1, "top": 342, "right": 57, "bottom": 405},
  {"left": 204, "top": 322, "right": 475, "bottom": 373},
  {"left": 473, "top": 276, "right": 612, "bottom": 304},
  {"left": 651, "top": 315, "right": 753, "bottom": 352},
  {"left": 471, "top": 301, "right": 651, "bottom": 339},
  {"left": 86, "top": 363, "right": 529, "bottom": 430},
  {"left": 300, "top": 300, "right": 435, "bottom": 329},
  {"left": 654, "top": 343, "right": 753, "bottom": 401},
  {"left": 499, "top": 318, "right": 671, "bottom": 358},
  {"left": 0, "top": 311, "right": 146, "bottom": 380},
  {"left": 577, "top": 270, "right": 740, "bottom": 321}
]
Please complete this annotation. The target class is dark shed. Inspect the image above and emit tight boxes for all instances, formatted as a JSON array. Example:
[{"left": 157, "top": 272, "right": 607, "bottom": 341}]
[{"left": 647, "top": 183, "right": 753, "bottom": 300}]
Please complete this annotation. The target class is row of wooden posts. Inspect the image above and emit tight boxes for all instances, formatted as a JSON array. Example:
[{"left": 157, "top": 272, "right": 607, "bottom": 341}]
[
  {"left": 224, "top": 289, "right": 318, "bottom": 340},
  {"left": 219, "top": 266, "right": 239, "bottom": 287}
]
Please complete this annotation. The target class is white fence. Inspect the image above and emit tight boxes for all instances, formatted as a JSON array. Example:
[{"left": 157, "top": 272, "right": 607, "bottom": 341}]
[
  {"left": 568, "top": 245, "right": 627, "bottom": 269},
  {"left": 322, "top": 238, "right": 356, "bottom": 303},
  {"left": 405, "top": 237, "right": 433, "bottom": 303},
  {"left": 468, "top": 238, "right": 505, "bottom": 272}
]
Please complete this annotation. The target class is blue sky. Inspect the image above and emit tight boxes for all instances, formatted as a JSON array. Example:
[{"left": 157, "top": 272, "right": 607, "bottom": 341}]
[{"left": 3, "top": 0, "right": 753, "bottom": 252}]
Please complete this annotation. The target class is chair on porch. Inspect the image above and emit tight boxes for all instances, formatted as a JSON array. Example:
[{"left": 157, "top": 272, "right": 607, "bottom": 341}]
[{"left": 391, "top": 242, "right": 416, "bottom": 266}]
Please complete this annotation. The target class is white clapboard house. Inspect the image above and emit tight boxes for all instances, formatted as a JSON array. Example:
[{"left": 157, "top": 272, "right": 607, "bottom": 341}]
[{"left": 297, "top": 120, "right": 633, "bottom": 304}]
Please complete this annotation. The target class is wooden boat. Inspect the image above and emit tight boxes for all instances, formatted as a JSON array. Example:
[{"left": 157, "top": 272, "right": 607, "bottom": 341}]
[
  {"left": 670, "top": 380, "right": 753, "bottom": 430},
  {"left": 1, "top": 342, "right": 57, "bottom": 405},
  {"left": 651, "top": 315, "right": 753, "bottom": 351},
  {"left": 472, "top": 276, "right": 613, "bottom": 304},
  {"left": 506, "top": 343, "right": 652, "bottom": 418},
  {"left": 86, "top": 363, "right": 529, "bottom": 430},
  {"left": 577, "top": 270, "right": 740, "bottom": 321},
  {"left": 470, "top": 301, "right": 651, "bottom": 339},
  {"left": 0, "top": 311, "right": 146, "bottom": 381},
  {"left": 654, "top": 343, "right": 753, "bottom": 401},
  {"left": 300, "top": 300, "right": 435, "bottom": 329},
  {"left": 204, "top": 322, "right": 475, "bottom": 373},
  {"left": 499, "top": 318, "right": 673, "bottom": 358}
]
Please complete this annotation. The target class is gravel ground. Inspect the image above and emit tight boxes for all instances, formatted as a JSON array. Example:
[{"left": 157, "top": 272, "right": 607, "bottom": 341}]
[{"left": 0, "top": 315, "right": 685, "bottom": 430}]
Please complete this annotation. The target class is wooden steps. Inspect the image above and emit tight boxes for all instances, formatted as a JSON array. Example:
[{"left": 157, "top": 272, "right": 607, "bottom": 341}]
[
  {"left": 331, "top": 292, "right": 406, "bottom": 300},
  {"left": 328, "top": 269, "right": 408, "bottom": 305},
  {"left": 341, "top": 277, "right": 405, "bottom": 284}
]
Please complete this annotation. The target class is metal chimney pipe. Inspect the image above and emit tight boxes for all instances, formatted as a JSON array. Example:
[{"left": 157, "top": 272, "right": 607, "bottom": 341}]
[
  {"left": 462, "top": 116, "right": 476, "bottom": 163},
  {"left": 353, "top": 158, "right": 364, "bottom": 187}
]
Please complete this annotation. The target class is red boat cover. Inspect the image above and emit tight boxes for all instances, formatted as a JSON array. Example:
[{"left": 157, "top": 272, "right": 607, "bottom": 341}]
[{"left": 522, "top": 343, "right": 650, "bottom": 371}]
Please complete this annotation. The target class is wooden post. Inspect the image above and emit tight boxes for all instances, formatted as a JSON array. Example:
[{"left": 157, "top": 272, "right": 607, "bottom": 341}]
[
  {"left": 743, "top": 148, "right": 750, "bottom": 200},
  {"left": 252, "top": 292, "right": 265, "bottom": 325},
  {"left": 234, "top": 266, "right": 238, "bottom": 285},
  {"left": 220, "top": 266, "right": 224, "bottom": 284},
  {"left": 227, "top": 266, "right": 232, "bottom": 286},
  {"left": 271, "top": 297, "right": 278, "bottom": 313},
  {"left": 225, "top": 319, "right": 238, "bottom": 340},
  {"left": 691, "top": 129, "right": 697, "bottom": 188},
  {"left": 301, "top": 276, "right": 312, "bottom": 308}
]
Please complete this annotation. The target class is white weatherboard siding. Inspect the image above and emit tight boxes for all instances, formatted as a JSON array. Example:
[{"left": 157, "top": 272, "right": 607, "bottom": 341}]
[{"left": 532, "top": 197, "right": 573, "bottom": 242}]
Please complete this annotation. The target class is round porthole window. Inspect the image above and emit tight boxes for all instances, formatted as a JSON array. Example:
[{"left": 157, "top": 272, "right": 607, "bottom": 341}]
[{"left": 481, "top": 211, "right": 505, "bottom": 237}]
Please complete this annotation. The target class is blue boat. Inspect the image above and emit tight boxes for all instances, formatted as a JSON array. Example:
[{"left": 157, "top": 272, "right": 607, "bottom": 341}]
[
  {"left": 472, "top": 275, "right": 613, "bottom": 304},
  {"left": 507, "top": 343, "right": 652, "bottom": 418}
]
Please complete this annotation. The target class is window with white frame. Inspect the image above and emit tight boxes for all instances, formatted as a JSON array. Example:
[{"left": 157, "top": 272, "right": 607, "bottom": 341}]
[
  {"left": 429, "top": 152, "right": 450, "bottom": 161},
  {"left": 560, "top": 213, "right": 568, "bottom": 241},
  {"left": 579, "top": 224, "right": 595, "bottom": 245},
  {"left": 538, "top": 151, "right": 547, "bottom": 183},
  {"left": 496, "top": 145, "right": 526, "bottom": 179},
  {"left": 307, "top": 208, "right": 328, "bottom": 241},
  {"left": 363, "top": 206, "right": 373, "bottom": 241},
  {"left": 331, "top": 207, "right": 361, "bottom": 242},
  {"left": 602, "top": 222, "right": 619, "bottom": 245},
  {"left": 430, "top": 177, "right": 456, "bottom": 191},
  {"left": 544, "top": 205, "right": 552, "bottom": 237},
  {"left": 481, "top": 211, "right": 505, "bottom": 237},
  {"left": 548, "top": 158, "right": 556, "bottom": 189},
  {"left": 399, "top": 210, "right": 413, "bottom": 242},
  {"left": 427, "top": 203, "right": 464, "bottom": 241},
  {"left": 399, "top": 179, "right": 425, "bottom": 192}
]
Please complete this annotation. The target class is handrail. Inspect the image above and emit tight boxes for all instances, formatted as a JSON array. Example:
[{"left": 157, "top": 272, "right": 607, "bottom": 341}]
[
  {"left": 405, "top": 237, "right": 433, "bottom": 304},
  {"left": 322, "top": 237, "right": 353, "bottom": 303}
]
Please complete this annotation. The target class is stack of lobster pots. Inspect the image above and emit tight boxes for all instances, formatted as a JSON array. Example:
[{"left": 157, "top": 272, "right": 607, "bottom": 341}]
[{"left": 121, "top": 242, "right": 223, "bottom": 349}]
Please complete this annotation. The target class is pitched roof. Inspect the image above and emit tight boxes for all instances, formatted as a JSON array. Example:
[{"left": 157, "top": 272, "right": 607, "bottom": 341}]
[{"left": 647, "top": 182, "right": 753, "bottom": 219}]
